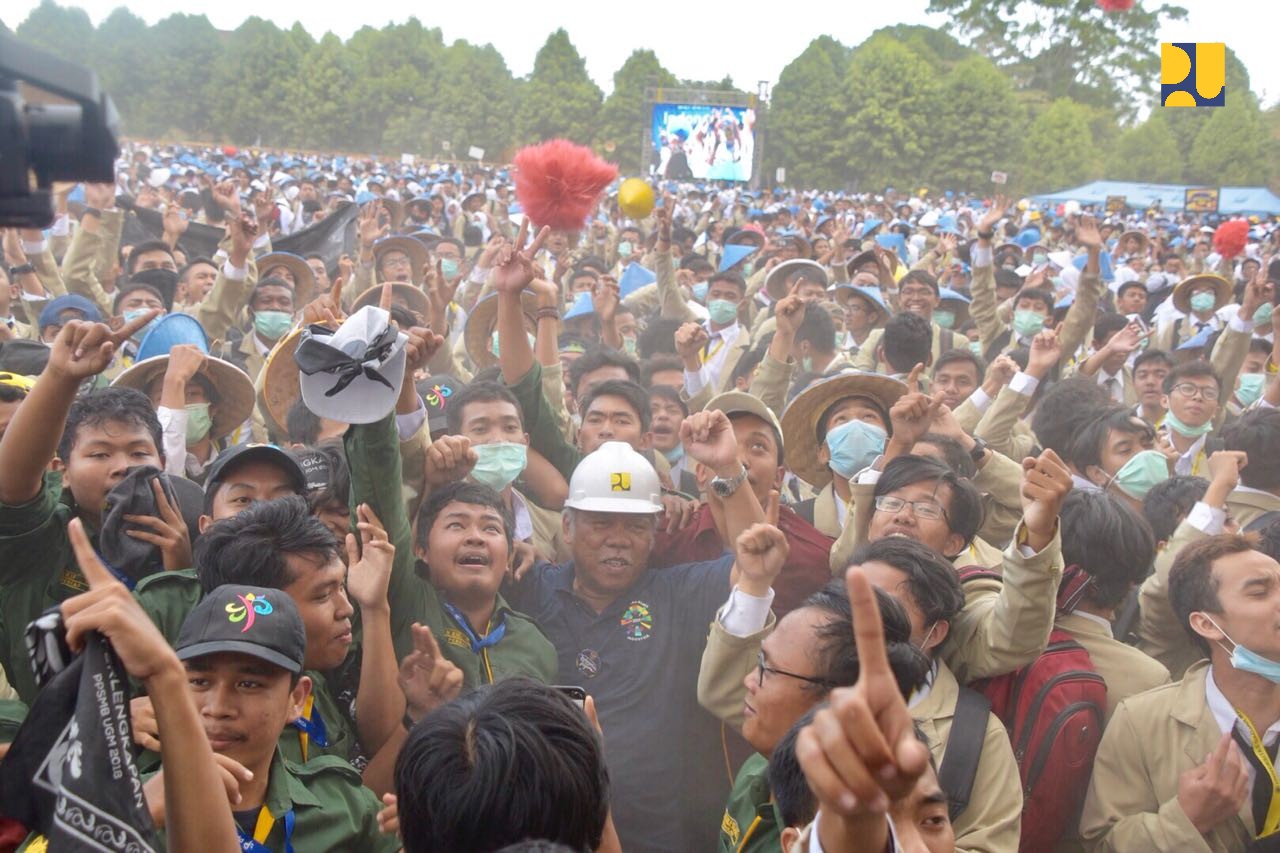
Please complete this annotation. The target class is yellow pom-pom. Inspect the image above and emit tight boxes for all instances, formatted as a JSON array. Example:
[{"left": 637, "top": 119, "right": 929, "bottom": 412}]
[{"left": 618, "top": 178, "right": 656, "bottom": 220}]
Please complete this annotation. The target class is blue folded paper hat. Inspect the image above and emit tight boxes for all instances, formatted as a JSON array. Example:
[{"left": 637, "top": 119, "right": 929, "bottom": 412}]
[
  {"left": 861, "top": 218, "right": 883, "bottom": 238},
  {"left": 875, "top": 232, "right": 908, "bottom": 264},
  {"left": 1072, "top": 251, "right": 1115, "bottom": 282},
  {"left": 719, "top": 244, "right": 758, "bottom": 273},
  {"left": 619, "top": 262, "right": 657, "bottom": 297},
  {"left": 1178, "top": 326, "right": 1214, "bottom": 350},
  {"left": 938, "top": 287, "right": 971, "bottom": 305},
  {"left": 563, "top": 291, "right": 595, "bottom": 321}
]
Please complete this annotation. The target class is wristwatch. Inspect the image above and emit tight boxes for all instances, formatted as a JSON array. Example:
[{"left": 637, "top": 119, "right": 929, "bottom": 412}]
[
  {"left": 968, "top": 435, "right": 989, "bottom": 463},
  {"left": 7, "top": 264, "right": 34, "bottom": 278},
  {"left": 710, "top": 464, "right": 749, "bottom": 498}
]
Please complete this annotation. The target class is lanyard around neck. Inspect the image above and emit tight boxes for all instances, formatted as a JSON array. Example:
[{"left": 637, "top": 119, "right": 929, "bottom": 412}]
[{"left": 1235, "top": 707, "right": 1280, "bottom": 837}]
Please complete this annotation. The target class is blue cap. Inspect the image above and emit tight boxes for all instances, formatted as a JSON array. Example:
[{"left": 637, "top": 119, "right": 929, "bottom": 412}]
[
  {"left": 38, "top": 294, "right": 100, "bottom": 330},
  {"left": 563, "top": 291, "right": 595, "bottom": 321},
  {"left": 937, "top": 213, "right": 960, "bottom": 236},
  {"left": 619, "top": 262, "right": 657, "bottom": 297},
  {"left": 861, "top": 218, "right": 883, "bottom": 237},
  {"left": 355, "top": 191, "right": 376, "bottom": 205},
  {"left": 1015, "top": 227, "right": 1042, "bottom": 248},
  {"left": 1055, "top": 293, "right": 1075, "bottom": 311},
  {"left": 136, "top": 313, "right": 210, "bottom": 362},
  {"left": 937, "top": 287, "right": 971, "bottom": 305},
  {"left": 719, "top": 244, "right": 758, "bottom": 273}
]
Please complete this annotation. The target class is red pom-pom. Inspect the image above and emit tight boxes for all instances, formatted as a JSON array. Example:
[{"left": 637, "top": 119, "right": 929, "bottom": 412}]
[
  {"left": 1098, "top": 0, "right": 1135, "bottom": 10},
  {"left": 514, "top": 140, "right": 618, "bottom": 231},
  {"left": 1213, "top": 219, "right": 1249, "bottom": 259}
]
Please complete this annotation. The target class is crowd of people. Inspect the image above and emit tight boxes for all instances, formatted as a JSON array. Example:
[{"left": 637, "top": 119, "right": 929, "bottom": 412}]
[{"left": 0, "top": 138, "right": 1278, "bottom": 852}]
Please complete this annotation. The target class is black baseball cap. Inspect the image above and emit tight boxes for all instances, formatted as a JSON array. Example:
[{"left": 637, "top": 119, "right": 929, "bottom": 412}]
[
  {"left": 176, "top": 584, "right": 306, "bottom": 674},
  {"left": 202, "top": 444, "right": 308, "bottom": 511},
  {"left": 416, "top": 374, "right": 465, "bottom": 435},
  {"left": 289, "top": 447, "right": 332, "bottom": 492}
]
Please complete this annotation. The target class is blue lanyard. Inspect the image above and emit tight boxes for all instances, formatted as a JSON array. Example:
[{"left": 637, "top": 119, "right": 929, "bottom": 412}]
[
  {"left": 237, "top": 806, "right": 294, "bottom": 853},
  {"left": 291, "top": 695, "right": 328, "bottom": 751},
  {"left": 441, "top": 602, "right": 508, "bottom": 653}
]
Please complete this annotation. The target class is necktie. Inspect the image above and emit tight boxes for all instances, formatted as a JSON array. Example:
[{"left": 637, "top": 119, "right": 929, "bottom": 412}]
[{"left": 1233, "top": 724, "right": 1280, "bottom": 836}]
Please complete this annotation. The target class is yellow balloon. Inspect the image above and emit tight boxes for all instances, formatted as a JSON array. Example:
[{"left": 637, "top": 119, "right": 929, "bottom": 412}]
[{"left": 618, "top": 178, "right": 655, "bottom": 220}]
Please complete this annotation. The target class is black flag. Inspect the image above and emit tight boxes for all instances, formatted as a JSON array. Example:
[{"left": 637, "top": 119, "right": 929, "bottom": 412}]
[{"left": 0, "top": 632, "right": 160, "bottom": 852}]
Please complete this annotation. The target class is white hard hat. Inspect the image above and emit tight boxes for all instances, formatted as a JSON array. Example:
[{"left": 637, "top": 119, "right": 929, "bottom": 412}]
[{"left": 565, "top": 441, "right": 662, "bottom": 514}]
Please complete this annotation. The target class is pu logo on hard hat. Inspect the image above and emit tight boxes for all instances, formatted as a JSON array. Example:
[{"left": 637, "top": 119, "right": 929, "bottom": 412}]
[
  {"left": 1161, "top": 43, "right": 1225, "bottom": 107},
  {"left": 611, "top": 472, "right": 631, "bottom": 491}
]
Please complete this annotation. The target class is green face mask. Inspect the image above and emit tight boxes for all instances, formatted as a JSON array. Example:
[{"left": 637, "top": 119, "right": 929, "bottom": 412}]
[
  {"left": 623, "top": 336, "right": 638, "bottom": 357},
  {"left": 618, "top": 241, "right": 633, "bottom": 258},
  {"left": 254, "top": 310, "right": 294, "bottom": 341},
  {"left": 185, "top": 402, "right": 212, "bottom": 444},
  {"left": 969, "top": 340, "right": 983, "bottom": 356},
  {"left": 1254, "top": 303, "right": 1275, "bottom": 325},
  {"left": 934, "top": 309, "right": 956, "bottom": 329},
  {"left": 1013, "top": 309, "right": 1045, "bottom": 338},
  {"left": 1164, "top": 408, "right": 1214, "bottom": 438},
  {"left": 440, "top": 258, "right": 460, "bottom": 280},
  {"left": 1237, "top": 373, "right": 1266, "bottom": 407},
  {"left": 1107, "top": 449, "right": 1169, "bottom": 500},
  {"left": 742, "top": 261, "right": 755, "bottom": 277},
  {"left": 1033, "top": 252, "right": 1047, "bottom": 266},
  {"left": 1189, "top": 291, "right": 1216, "bottom": 313},
  {"left": 708, "top": 298, "right": 739, "bottom": 325}
]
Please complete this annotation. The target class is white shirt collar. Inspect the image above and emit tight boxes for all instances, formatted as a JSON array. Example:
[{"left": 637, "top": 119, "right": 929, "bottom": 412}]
[
  {"left": 703, "top": 319, "right": 740, "bottom": 341},
  {"left": 1069, "top": 610, "right": 1115, "bottom": 632},
  {"left": 1205, "top": 666, "right": 1280, "bottom": 745},
  {"left": 907, "top": 659, "right": 939, "bottom": 710}
]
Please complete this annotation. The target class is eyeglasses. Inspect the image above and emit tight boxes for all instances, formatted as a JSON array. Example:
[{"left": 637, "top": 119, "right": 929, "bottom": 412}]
[
  {"left": 757, "top": 651, "right": 834, "bottom": 689},
  {"left": 874, "top": 495, "right": 949, "bottom": 523},
  {"left": 898, "top": 287, "right": 935, "bottom": 299},
  {"left": 1170, "top": 382, "right": 1220, "bottom": 401}
]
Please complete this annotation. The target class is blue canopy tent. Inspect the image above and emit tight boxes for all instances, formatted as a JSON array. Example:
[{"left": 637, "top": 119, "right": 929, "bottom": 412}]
[{"left": 1032, "top": 181, "right": 1280, "bottom": 216}]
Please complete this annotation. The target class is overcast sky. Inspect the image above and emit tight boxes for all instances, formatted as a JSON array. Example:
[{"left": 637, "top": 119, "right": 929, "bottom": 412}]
[{"left": 3, "top": 0, "right": 1273, "bottom": 106}]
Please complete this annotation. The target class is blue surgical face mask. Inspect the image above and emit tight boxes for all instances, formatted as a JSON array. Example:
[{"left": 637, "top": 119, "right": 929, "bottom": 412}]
[
  {"left": 470, "top": 442, "right": 527, "bottom": 492},
  {"left": 708, "top": 298, "right": 738, "bottom": 325},
  {"left": 934, "top": 309, "right": 956, "bottom": 330},
  {"left": 122, "top": 309, "right": 161, "bottom": 342},
  {"left": 1106, "top": 449, "right": 1169, "bottom": 501},
  {"left": 969, "top": 340, "right": 983, "bottom": 356},
  {"left": 742, "top": 261, "right": 755, "bottom": 277},
  {"left": 618, "top": 240, "right": 633, "bottom": 258},
  {"left": 1190, "top": 291, "right": 1216, "bottom": 313},
  {"left": 691, "top": 281, "right": 710, "bottom": 303},
  {"left": 662, "top": 443, "right": 685, "bottom": 465},
  {"left": 1254, "top": 303, "right": 1275, "bottom": 325},
  {"left": 1237, "top": 373, "right": 1266, "bottom": 407},
  {"left": 825, "top": 419, "right": 886, "bottom": 480},
  {"left": 1203, "top": 615, "right": 1280, "bottom": 684},
  {"left": 1164, "top": 406, "right": 1215, "bottom": 438},
  {"left": 440, "top": 258, "right": 460, "bottom": 280}
]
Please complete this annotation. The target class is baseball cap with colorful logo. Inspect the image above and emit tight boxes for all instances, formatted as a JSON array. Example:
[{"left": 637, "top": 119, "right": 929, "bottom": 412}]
[{"left": 175, "top": 584, "right": 306, "bottom": 674}]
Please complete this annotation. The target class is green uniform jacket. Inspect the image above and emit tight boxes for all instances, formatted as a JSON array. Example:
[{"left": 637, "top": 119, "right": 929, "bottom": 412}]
[
  {"left": 344, "top": 412, "right": 557, "bottom": 686},
  {"left": 0, "top": 471, "right": 92, "bottom": 703},
  {"left": 718, "top": 753, "right": 781, "bottom": 853},
  {"left": 133, "top": 573, "right": 360, "bottom": 766},
  {"left": 507, "top": 360, "right": 583, "bottom": 485},
  {"left": 150, "top": 750, "right": 397, "bottom": 853}
]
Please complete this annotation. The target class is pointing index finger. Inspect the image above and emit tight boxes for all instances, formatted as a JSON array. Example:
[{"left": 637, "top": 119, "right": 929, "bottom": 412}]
[
  {"left": 845, "top": 565, "right": 890, "bottom": 682},
  {"left": 526, "top": 225, "right": 550, "bottom": 258},
  {"left": 379, "top": 279, "right": 394, "bottom": 312},
  {"left": 906, "top": 363, "right": 924, "bottom": 393},
  {"left": 111, "top": 309, "right": 160, "bottom": 345},
  {"left": 68, "top": 518, "right": 116, "bottom": 590}
]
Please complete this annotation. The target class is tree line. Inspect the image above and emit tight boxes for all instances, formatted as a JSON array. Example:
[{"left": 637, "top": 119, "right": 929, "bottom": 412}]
[{"left": 4, "top": 0, "right": 1276, "bottom": 194}]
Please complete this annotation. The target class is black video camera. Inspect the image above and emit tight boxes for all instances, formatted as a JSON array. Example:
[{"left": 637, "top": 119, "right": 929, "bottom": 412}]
[{"left": 0, "top": 31, "right": 120, "bottom": 228}]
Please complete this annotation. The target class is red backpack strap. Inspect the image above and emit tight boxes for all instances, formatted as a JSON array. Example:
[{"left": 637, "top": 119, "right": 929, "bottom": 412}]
[{"left": 957, "top": 565, "right": 1001, "bottom": 584}]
